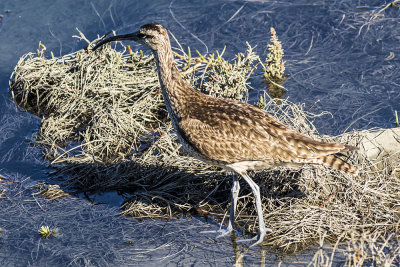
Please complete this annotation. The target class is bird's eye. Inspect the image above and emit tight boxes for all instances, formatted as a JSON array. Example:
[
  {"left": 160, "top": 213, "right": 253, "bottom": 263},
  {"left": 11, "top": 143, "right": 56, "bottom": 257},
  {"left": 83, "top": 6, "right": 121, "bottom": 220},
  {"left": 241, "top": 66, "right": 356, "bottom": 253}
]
[{"left": 137, "top": 33, "right": 146, "bottom": 39}]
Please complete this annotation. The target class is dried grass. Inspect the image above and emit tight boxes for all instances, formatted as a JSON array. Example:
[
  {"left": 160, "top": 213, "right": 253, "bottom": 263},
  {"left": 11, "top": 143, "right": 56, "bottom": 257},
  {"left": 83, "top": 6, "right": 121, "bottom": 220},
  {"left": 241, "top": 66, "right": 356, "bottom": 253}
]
[
  {"left": 309, "top": 231, "right": 400, "bottom": 266},
  {"left": 8, "top": 30, "right": 400, "bottom": 261},
  {"left": 31, "top": 182, "right": 70, "bottom": 199}
]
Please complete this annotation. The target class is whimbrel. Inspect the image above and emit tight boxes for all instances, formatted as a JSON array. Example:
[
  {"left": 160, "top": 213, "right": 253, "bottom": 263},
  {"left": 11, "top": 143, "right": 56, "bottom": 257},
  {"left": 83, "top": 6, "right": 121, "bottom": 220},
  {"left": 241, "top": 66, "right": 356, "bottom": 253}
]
[{"left": 93, "top": 23, "right": 358, "bottom": 247}]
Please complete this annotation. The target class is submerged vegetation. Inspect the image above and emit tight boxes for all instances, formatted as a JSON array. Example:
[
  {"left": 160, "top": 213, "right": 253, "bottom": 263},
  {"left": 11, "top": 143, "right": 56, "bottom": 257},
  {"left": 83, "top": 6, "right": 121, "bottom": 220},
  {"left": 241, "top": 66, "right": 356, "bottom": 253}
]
[{"left": 8, "top": 29, "right": 400, "bottom": 264}]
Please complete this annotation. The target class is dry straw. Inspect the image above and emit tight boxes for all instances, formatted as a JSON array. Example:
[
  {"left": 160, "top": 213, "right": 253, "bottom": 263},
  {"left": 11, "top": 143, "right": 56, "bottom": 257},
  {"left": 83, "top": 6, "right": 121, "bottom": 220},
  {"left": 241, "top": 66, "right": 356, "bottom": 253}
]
[{"left": 9, "top": 29, "right": 400, "bottom": 260}]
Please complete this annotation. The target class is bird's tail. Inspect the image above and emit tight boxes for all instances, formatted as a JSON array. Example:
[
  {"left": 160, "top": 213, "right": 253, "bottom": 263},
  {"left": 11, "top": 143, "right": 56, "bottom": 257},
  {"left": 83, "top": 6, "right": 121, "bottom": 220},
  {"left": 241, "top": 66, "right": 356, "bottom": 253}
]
[{"left": 313, "top": 154, "right": 358, "bottom": 175}]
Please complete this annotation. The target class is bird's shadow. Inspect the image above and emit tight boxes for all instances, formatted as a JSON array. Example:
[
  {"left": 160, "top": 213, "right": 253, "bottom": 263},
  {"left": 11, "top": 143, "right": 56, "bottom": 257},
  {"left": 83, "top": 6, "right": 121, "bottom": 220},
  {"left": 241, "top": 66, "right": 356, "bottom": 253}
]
[{"left": 47, "top": 159, "right": 307, "bottom": 223}]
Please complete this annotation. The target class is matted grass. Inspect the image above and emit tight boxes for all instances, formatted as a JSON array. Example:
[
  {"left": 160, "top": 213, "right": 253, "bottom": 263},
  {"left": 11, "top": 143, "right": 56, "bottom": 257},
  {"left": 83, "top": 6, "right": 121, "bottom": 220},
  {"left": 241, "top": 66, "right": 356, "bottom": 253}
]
[{"left": 9, "top": 31, "right": 400, "bottom": 262}]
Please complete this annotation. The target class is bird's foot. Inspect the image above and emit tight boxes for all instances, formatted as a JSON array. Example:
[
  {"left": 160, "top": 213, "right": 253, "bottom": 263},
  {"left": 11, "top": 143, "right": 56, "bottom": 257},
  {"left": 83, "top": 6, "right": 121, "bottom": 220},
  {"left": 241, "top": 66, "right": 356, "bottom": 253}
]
[
  {"left": 236, "top": 235, "right": 261, "bottom": 247},
  {"left": 200, "top": 227, "right": 235, "bottom": 239},
  {"left": 236, "top": 227, "right": 272, "bottom": 248}
]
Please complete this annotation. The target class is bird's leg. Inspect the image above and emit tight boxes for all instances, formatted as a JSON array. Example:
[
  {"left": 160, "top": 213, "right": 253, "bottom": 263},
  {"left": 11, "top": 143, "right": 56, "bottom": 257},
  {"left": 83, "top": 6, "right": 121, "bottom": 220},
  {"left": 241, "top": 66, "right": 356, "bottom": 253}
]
[
  {"left": 217, "top": 173, "right": 240, "bottom": 237},
  {"left": 201, "top": 174, "right": 240, "bottom": 238},
  {"left": 235, "top": 170, "right": 272, "bottom": 247}
]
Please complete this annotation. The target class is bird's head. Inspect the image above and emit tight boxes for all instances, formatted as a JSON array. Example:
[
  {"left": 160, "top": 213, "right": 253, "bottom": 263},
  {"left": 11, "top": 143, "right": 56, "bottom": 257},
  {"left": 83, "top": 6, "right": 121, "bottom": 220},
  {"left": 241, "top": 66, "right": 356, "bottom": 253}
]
[{"left": 92, "top": 23, "right": 169, "bottom": 51}]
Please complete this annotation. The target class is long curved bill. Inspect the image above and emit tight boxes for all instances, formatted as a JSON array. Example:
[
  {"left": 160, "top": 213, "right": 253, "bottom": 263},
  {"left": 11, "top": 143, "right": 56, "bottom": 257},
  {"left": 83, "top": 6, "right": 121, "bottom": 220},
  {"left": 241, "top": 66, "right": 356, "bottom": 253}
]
[{"left": 92, "top": 32, "right": 139, "bottom": 51}]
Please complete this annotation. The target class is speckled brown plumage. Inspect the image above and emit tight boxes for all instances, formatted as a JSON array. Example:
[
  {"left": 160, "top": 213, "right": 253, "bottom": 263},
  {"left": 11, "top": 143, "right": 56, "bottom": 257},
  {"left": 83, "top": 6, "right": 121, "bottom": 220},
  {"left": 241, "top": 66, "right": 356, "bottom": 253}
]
[
  {"left": 93, "top": 23, "right": 358, "bottom": 246},
  {"left": 177, "top": 91, "right": 358, "bottom": 174}
]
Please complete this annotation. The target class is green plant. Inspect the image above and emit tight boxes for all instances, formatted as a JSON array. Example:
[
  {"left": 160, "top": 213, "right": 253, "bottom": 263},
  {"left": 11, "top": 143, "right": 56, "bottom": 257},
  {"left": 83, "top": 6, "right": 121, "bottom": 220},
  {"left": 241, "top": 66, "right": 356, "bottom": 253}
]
[{"left": 38, "top": 226, "right": 55, "bottom": 238}]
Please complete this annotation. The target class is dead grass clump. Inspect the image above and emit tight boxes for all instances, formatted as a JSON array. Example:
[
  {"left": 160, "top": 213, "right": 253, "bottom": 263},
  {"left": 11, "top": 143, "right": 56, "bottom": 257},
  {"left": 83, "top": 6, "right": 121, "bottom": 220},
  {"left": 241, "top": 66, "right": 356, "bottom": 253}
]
[
  {"left": 309, "top": 231, "right": 400, "bottom": 266},
  {"left": 8, "top": 30, "right": 400, "bottom": 258},
  {"left": 11, "top": 33, "right": 164, "bottom": 164},
  {"left": 32, "top": 182, "right": 70, "bottom": 199}
]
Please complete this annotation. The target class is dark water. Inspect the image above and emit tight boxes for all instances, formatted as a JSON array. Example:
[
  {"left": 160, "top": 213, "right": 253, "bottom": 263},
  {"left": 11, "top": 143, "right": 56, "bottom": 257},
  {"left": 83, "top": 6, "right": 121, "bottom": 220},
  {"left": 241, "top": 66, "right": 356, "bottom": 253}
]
[{"left": 0, "top": 0, "right": 399, "bottom": 266}]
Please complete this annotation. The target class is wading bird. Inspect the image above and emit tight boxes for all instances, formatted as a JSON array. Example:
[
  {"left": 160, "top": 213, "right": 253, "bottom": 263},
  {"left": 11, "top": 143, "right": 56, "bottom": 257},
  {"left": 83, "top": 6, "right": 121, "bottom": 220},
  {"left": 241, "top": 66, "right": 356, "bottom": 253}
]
[{"left": 93, "top": 23, "right": 358, "bottom": 247}]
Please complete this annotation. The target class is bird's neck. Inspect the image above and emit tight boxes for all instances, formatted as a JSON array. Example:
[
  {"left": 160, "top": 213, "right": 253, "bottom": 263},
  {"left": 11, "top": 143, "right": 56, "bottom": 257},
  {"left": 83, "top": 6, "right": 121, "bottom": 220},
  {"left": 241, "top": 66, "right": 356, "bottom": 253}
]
[
  {"left": 152, "top": 41, "right": 196, "bottom": 121},
  {"left": 153, "top": 46, "right": 176, "bottom": 94}
]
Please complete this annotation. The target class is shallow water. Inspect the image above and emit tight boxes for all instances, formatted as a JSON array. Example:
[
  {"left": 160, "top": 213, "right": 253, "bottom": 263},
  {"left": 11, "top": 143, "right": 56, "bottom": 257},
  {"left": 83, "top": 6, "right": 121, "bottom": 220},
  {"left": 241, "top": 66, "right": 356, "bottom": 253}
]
[{"left": 0, "top": 0, "right": 399, "bottom": 266}]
